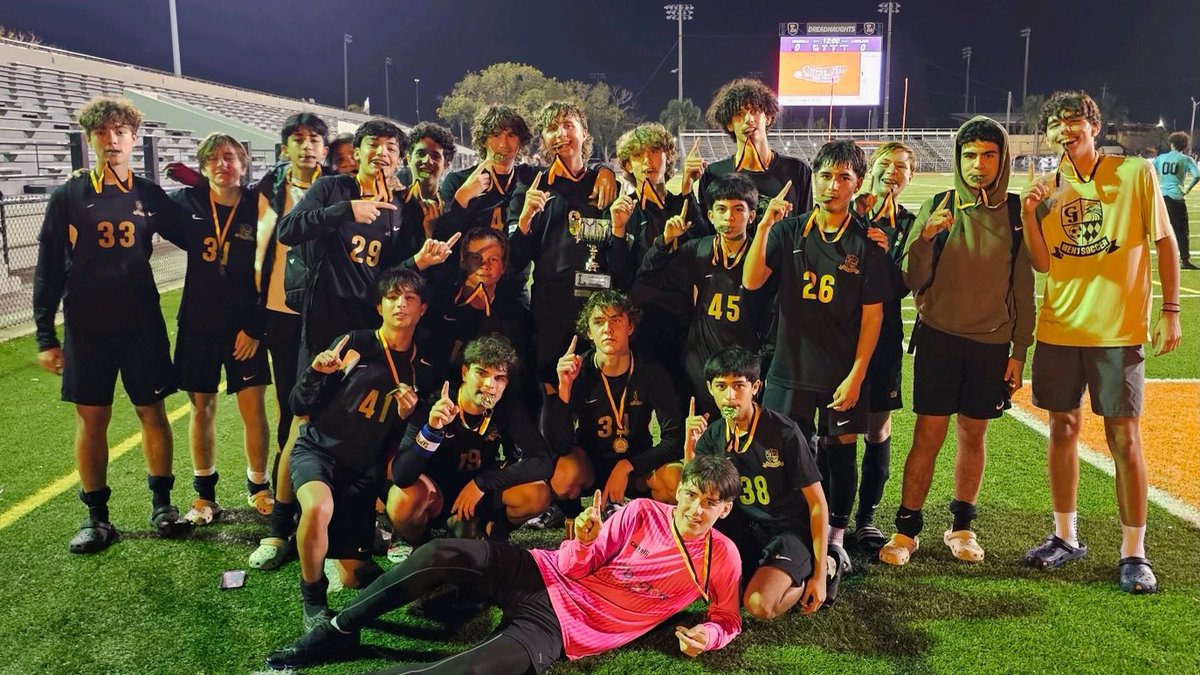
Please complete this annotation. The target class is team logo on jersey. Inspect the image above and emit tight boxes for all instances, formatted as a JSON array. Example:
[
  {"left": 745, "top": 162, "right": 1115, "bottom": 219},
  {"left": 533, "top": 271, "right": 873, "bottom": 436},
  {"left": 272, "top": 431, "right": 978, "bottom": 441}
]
[
  {"left": 568, "top": 210, "right": 582, "bottom": 237},
  {"left": 484, "top": 427, "right": 501, "bottom": 442},
  {"left": 763, "top": 448, "right": 784, "bottom": 468},
  {"left": 838, "top": 253, "right": 861, "bottom": 274},
  {"left": 235, "top": 224, "right": 255, "bottom": 241},
  {"left": 132, "top": 200, "right": 145, "bottom": 217},
  {"left": 629, "top": 391, "right": 644, "bottom": 407},
  {"left": 1054, "top": 197, "right": 1117, "bottom": 258}
]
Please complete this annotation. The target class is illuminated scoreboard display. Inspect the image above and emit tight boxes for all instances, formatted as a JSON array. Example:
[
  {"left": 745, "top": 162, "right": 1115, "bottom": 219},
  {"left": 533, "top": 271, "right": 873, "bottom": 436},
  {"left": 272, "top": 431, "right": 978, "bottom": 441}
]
[{"left": 777, "top": 23, "right": 883, "bottom": 107}]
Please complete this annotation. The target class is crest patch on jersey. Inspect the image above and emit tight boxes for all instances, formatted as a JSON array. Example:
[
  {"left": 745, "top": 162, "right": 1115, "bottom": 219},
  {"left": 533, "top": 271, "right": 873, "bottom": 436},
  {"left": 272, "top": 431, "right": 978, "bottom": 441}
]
[
  {"left": 762, "top": 448, "right": 784, "bottom": 468},
  {"left": 1054, "top": 197, "right": 1118, "bottom": 258},
  {"left": 838, "top": 253, "right": 861, "bottom": 274}
]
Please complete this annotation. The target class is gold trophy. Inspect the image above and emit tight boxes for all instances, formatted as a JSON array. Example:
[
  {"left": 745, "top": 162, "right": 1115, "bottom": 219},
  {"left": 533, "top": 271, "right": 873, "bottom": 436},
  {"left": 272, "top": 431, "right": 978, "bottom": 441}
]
[{"left": 569, "top": 210, "right": 613, "bottom": 297}]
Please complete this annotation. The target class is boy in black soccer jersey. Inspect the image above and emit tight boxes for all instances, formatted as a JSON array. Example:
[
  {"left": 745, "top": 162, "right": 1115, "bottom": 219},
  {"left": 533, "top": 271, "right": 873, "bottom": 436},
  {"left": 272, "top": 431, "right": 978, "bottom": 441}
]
[
  {"left": 262, "top": 119, "right": 459, "bottom": 570},
  {"left": 327, "top": 133, "right": 357, "bottom": 176},
  {"left": 400, "top": 122, "right": 456, "bottom": 245},
  {"left": 685, "top": 347, "right": 838, "bottom": 618},
  {"left": 616, "top": 123, "right": 700, "bottom": 402},
  {"left": 531, "top": 291, "right": 684, "bottom": 535},
  {"left": 387, "top": 334, "right": 553, "bottom": 555},
  {"left": 290, "top": 267, "right": 437, "bottom": 630},
  {"left": 849, "top": 142, "right": 919, "bottom": 554},
  {"left": 170, "top": 133, "right": 272, "bottom": 526},
  {"left": 638, "top": 173, "right": 774, "bottom": 420},
  {"left": 697, "top": 78, "right": 812, "bottom": 227},
  {"left": 439, "top": 104, "right": 536, "bottom": 236},
  {"left": 33, "top": 96, "right": 189, "bottom": 553},
  {"left": 509, "top": 101, "right": 628, "bottom": 392},
  {"left": 743, "top": 139, "right": 888, "bottom": 572}
]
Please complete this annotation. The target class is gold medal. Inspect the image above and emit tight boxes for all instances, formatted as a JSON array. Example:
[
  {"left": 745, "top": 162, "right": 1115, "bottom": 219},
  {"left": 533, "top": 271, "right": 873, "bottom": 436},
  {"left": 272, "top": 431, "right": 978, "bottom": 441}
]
[
  {"left": 613, "top": 436, "right": 629, "bottom": 454},
  {"left": 599, "top": 354, "right": 635, "bottom": 452}
]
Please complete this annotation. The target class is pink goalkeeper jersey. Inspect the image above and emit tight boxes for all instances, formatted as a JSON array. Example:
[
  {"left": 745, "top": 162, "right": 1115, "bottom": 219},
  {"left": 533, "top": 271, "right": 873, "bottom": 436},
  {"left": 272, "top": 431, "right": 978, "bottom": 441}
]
[{"left": 530, "top": 498, "right": 742, "bottom": 661}]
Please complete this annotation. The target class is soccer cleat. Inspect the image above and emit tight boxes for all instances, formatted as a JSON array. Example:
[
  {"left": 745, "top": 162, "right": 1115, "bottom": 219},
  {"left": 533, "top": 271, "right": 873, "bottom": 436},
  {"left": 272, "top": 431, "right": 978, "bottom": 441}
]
[
  {"left": 247, "top": 488, "right": 275, "bottom": 516},
  {"left": 249, "top": 536, "right": 295, "bottom": 570},
  {"left": 524, "top": 504, "right": 565, "bottom": 530},
  {"left": 943, "top": 529, "right": 985, "bottom": 562},
  {"left": 184, "top": 498, "right": 222, "bottom": 526},
  {"left": 69, "top": 520, "right": 118, "bottom": 554},
  {"left": 150, "top": 504, "right": 191, "bottom": 537},
  {"left": 879, "top": 533, "right": 919, "bottom": 566},
  {"left": 1118, "top": 556, "right": 1158, "bottom": 594},
  {"left": 265, "top": 619, "right": 359, "bottom": 670},
  {"left": 302, "top": 604, "right": 335, "bottom": 633},
  {"left": 1024, "top": 534, "right": 1087, "bottom": 570}
]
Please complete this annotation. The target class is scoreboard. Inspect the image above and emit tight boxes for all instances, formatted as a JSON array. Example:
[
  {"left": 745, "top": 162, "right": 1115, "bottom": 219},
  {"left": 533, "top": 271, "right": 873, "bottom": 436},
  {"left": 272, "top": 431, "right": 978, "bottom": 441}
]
[{"left": 777, "top": 23, "right": 883, "bottom": 107}]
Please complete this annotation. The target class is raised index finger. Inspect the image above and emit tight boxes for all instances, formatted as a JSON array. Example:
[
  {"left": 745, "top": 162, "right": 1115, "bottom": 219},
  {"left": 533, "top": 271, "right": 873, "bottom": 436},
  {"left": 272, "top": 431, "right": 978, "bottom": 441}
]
[
  {"left": 530, "top": 172, "right": 543, "bottom": 192},
  {"left": 688, "top": 396, "right": 695, "bottom": 417},
  {"left": 775, "top": 180, "right": 793, "bottom": 200},
  {"left": 444, "top": 231, "right": 462, "bottom": 248},
  {"left": 592, "top": 489, "right": 604, "bottom": 516},
  {"left": 332, "top": 335, "right": 351, "bottom": 357},
  {"left": 441, "top": 380, "right": 451, "bottom": 400},
  {"left": 935, "top": 191, "right": 952, "bottom": 212},
  {"left": 679, "top": 199, "right": 689, "bottom": 220},
  {"left": 566, "top": 335, "right": 578, "bottom": 355},
  {"left": 688, "top": 138, "right": 700, "bottom": 157}
]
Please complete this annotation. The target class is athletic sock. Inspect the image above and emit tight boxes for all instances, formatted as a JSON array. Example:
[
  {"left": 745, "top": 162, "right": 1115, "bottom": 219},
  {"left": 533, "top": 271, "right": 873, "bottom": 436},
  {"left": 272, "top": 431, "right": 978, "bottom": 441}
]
[
  {"left": 269, "top": 499, "right": 299, "bottom": 539},
  {"left": 300, "top": 575, "right": 329, "bottom": 610},
  {"left": 895, "top": 505, "right": 924, "bottom": 539},
  {"left": 825, "top": 440, "right": 857, "bottom": 530},
  {"left": 857, "top": 438, "right": 891, "bottom": 528},
  {"left": 829, "top": 527, "right": 846, "bottom": 548},
  {"left": 948, "top": 499, "right": 977, "bottom": 533},
  {"left": 192, "top": 468, "right": 218, "bottom": 502},
  {"left": 1054, "top": 511, "right": 1079, "bottom": 548},
  {"left": 80, "top": 486, "right": 112, "bottom": 523},
  {"left": 246, "top": 468, "right": 269, "bottom": 491},
  {"left": 147, "top": 475, "right": 175, "bottom": 509},
  {"left": 1120, "top": 524, "right": 1146, "bottom": 558}
]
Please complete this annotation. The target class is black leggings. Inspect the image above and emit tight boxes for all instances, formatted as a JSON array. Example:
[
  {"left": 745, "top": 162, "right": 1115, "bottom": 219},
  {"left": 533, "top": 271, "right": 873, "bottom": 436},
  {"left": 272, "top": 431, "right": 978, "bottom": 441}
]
[
  {"left": 365, "top": 633, "right": 533, "bottom": 674},
  {"left": 338, "top": 539, "right": 561, "bottom": 674}
]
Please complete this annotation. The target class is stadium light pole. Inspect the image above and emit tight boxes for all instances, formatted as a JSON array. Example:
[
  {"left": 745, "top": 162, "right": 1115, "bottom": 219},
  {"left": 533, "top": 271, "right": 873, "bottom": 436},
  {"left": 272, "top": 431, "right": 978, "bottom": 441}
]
[
  {"left": 664, "top": 4, "right": 694, "bottom": 102},
  {"left": 961, "top": 47, "right": 972, "bottom": 114},
  {"left": 343, "top": 33, "right": 352, "bottom": 109},
  {"left": 877, "top": 2, "right": 900, "bottom": 131},
  {"left": 1019, "top": 28, "right": 1031, "bottom": 103},
  {"left": 414, "top": 78, "right": 420, "bottom": 121},
  {"left": 1190, "top": 96, "right": 1198, "bottom": 154},
  {"left": 385, "top": 57, "right": 392, "bottom": 119},
  {"left": 168, "top": 0, "right": 181, "bottom": 76}
]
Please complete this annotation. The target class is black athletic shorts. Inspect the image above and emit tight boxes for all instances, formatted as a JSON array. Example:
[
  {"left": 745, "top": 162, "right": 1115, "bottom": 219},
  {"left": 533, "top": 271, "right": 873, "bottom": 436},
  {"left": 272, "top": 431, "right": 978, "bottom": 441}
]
[
  {"left": 719, "top": 510, "right": 814, "bottom": 587},
  {"left": 763, "top": 384, "right": 869, "bottom": 439},
  {"left": 174, "top": 327, "right": 271, "bottom": 394},
  {"left": 61, "top": 316, "right": 175, "bottom": 407},
  {"left": 867, "top": 305, "right": 905, "bottom": 413},
  {"left": 290, "top": 443, "right": 383, "bottom": 560},
  {"left": 264, "top": 310, "right": 302, "bottom": 409},
  {"left": 429, "top": 474, "right": 508, "bottom": 526},
  {"left": 912, "top": 324, "right": 1010, "bottom": 420}
]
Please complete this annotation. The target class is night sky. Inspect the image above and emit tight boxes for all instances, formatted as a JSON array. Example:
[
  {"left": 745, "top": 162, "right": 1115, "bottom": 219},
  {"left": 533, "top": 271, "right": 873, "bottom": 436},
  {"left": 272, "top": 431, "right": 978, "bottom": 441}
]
[{"left": 2, "top": 0, "right": 1197, "bottom": 132}]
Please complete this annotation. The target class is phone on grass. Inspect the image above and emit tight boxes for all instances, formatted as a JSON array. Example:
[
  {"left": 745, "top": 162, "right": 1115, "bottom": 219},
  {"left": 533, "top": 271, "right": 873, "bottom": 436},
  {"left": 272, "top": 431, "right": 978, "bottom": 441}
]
[{"left": 220, "top": 570, "right": 246, "bottom": 590}]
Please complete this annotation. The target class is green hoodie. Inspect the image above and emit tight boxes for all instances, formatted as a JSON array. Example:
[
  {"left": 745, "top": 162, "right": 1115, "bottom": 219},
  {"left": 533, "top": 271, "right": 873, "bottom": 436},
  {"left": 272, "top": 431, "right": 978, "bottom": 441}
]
[{"left": 900, "top": 116, "right": 1035, "bottom": 360}]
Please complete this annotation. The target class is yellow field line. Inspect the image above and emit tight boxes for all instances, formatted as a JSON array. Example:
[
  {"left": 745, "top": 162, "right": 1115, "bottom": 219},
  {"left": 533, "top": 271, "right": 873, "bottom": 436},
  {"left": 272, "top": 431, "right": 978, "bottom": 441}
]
[{"left": 0, "top": 385, "right": 220, "bottom": 532}]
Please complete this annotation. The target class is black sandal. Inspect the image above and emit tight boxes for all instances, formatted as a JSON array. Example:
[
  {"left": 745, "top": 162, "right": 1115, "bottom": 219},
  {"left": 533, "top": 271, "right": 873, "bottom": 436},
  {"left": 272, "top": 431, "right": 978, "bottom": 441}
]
[
  {"left": 150, "top": 504, "right": 191, "bottom": 538},
  {"left": 69, "top": 520, "right": 118, "bottom": 554},
  {"left": 854, "top": 525, "right": 887, "bottom": 555},
  {"left": 1118, "top": 556, "right": 1158, "bottom": 594},
  {"left": 1024, "top": 534, "right": 1087, "bottom": 570}
]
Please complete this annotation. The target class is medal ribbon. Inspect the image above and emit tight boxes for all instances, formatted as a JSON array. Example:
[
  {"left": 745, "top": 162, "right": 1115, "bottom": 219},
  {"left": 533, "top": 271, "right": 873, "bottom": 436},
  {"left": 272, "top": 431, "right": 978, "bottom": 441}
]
[
  {"left": 209, "top": 190, "right": 241, "bottom": 264},
  {"left": 547, "top": 155, "right": 583, "bottom": 185},
  {"left": 288, "top": 164, "right": 321, "bottom": 189},
  {"left": 456, "top": 283, "right": 492, "bottom": 317},
  {"left": 90, "top": 162, "right": 132, "bottom": 194},
  {"left": 486, "top": 165, "right": 515, "bottom": 195},
  {"left": 377, "top": 330, "right": 418, "bottom": 401},
  {"left": 670, "top": 513, "right": 713, "bottom": 603},
  {"left": 802, "top": 209, "right": 851, "bottom": 244},
  {"left": 599, "top": 354, "right": 635, "bottom": 439},
  {"left": 359, "top": 173, "right": 392, "bottom": 203},
  {"left": 724, "top": 403, "right": 761, "bottom": 454},
  {"left": 870, "top": 192, "right": 896, "bottom": 230},
  {"left": 638, "top": 179, "right": 665, "bottom": 210},
  {"left": 711, "top": 236, "right": 749, "bottom": 270}
]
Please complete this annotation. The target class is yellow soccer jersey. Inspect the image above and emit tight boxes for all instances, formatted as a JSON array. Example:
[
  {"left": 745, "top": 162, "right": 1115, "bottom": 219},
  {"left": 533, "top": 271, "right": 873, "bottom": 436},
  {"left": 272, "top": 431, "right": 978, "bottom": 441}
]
[{"left": 1035, "top": 155, "right": 1170, "bottom": 347}]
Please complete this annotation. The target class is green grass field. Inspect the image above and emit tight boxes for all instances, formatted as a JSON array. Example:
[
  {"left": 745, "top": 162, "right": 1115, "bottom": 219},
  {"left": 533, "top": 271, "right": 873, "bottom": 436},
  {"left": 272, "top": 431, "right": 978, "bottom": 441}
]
[{"left": 0, "top": 173, "right": 1196, "bottom": 675}]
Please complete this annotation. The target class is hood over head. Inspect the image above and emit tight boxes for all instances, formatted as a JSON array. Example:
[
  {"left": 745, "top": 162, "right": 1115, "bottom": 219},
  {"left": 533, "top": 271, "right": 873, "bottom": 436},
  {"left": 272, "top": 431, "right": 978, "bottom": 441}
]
[{"left": 953, "top": 115, "right": 1010, "bottom": 209}]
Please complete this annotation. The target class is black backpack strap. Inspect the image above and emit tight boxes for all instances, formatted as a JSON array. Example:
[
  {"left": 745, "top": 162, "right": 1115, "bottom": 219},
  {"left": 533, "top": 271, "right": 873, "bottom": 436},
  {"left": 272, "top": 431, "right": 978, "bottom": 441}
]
[{"left": 915, "top": 190, "right": 955, "bottom": 294}]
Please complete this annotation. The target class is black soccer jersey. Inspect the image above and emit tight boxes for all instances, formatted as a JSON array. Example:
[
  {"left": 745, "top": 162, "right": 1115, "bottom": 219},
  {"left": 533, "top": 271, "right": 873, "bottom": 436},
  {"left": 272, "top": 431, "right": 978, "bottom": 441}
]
[
  {"left": 694, "top": 405, "right": 821, "bottom": 533},
  {"left": 291, "top": 330, "right": 438, "bottom": 475},
  {"left": 390, "top": 384, "right": 553, "bottom": 503},
  {"left": 698, "top": 154, "right": 813, "bottom": 230},
  {"left": 170, "top": 185, "right": 264, "bottom": 337},
  {"left": 541, "top": 349, "right": 683, "bottom": 476},
  {"left": 867, "top": 199, "right": 918, "bottom": 360},
  {"left": 33, "top": 174, "right": 186, "bottom": 348},
  {"left": 638, "top": 235, "right": 773, "bottom": 408},
  {"left": 397, "top": 183, "right": 441, "bottom": 258},
  {"left": 438, "top": 163, "right": 539, "bottom": 238},
  {"left": 277, "top": 174, "right": 413, "bottom": 351},
  {"left": 764, "top": 210, "right": 890, "bottom": 392},
  {"left": 416, "top": 282, "right": 532, "bottom": 382},
  {"left": 507, "top": 163, "right": 636, "bottom": 305},
  {"left": 628, "top": 188, "right": 703, "bottom": 321}
]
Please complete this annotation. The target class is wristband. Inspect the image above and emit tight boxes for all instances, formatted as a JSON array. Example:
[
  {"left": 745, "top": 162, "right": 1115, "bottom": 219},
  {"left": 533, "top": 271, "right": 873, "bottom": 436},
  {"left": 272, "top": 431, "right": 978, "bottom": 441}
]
[
  {"left": 1160, "top": 308, "right": 1180, "bottom": 314},
  {"left": 415, "top": 425, "right": 444, "bottom": 453}
]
